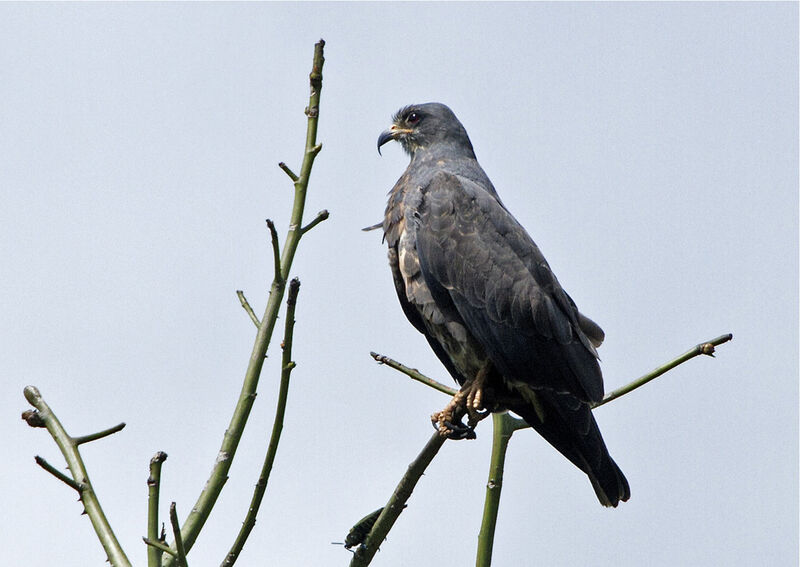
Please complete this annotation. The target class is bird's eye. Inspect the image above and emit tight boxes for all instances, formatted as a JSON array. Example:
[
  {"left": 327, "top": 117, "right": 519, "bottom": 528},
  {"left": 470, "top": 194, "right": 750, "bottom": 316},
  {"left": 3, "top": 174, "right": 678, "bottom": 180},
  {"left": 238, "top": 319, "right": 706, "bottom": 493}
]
[{"left": 406, "top": 112, "right": 420, "bottom": 125}]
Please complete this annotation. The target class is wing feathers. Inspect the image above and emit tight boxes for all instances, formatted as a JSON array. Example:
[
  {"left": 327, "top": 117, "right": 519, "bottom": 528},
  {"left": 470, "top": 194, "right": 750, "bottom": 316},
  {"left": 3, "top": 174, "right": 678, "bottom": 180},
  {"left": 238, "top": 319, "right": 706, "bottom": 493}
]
[{"left": 416, "top": 171, "right": 604, "bottom": 403}]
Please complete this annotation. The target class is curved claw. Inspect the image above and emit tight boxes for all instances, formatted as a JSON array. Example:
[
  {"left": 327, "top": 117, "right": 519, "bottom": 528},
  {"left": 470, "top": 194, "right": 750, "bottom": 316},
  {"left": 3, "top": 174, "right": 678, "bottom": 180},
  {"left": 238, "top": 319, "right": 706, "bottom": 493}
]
[
  {"left": 466, "top": 408, "right": 491, "bottom": 428},
  {"left": 430, "top": 418, "right": 476, "bottom": 440}
]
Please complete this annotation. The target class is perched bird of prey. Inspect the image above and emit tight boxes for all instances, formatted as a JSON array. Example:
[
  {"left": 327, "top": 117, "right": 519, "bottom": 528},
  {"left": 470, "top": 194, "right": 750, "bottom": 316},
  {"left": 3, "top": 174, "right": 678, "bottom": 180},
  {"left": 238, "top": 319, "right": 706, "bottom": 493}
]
[{"left": 376, "top": 103, "right": 630, "bottom": 507}]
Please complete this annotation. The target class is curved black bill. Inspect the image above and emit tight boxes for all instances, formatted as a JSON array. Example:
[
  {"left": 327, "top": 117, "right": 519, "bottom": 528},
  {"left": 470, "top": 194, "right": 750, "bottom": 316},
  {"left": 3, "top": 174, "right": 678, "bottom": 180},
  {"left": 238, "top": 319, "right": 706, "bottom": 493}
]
[{"left": 377, "top": 129, "right": 395, "bottom": 155}]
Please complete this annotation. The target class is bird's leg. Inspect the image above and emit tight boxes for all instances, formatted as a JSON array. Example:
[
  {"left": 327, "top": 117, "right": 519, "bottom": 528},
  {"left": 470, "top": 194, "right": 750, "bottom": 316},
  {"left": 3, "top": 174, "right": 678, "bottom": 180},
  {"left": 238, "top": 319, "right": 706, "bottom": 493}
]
[
  {"left": 431, "top": 362, "right": 492, "bottom": 439},
  {"left": 430, "top": 389, "right": 472, "bottom": 439},
  {"left": 465, "top": 362, "right": 492, "bottom": 427}
]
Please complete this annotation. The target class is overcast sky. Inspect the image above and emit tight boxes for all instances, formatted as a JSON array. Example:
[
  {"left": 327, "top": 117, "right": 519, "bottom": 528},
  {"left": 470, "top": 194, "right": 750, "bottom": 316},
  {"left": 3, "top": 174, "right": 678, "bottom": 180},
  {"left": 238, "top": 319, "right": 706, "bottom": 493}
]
[{"left": 2, "top": 3, "right": 797, "bottom": 566}]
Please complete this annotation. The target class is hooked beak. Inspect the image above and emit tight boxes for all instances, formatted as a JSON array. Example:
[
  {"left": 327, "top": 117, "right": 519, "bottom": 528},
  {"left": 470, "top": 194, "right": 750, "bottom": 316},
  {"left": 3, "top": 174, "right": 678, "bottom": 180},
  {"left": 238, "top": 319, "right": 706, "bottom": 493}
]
[{"left": 377, "top": 125, "right": 412, "bottom": 155}]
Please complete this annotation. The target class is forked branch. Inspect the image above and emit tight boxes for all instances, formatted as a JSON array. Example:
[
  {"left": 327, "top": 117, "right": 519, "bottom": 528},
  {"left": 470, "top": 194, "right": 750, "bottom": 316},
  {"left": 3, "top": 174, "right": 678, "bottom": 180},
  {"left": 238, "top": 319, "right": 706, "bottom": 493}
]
[
  {"left": 161, "top": 39, "right": 328, "bottom": 566},
  {"left": 21, "top": 386, "right": 132, "bottom": 567},
  {"left": 353, "top": 333, "right": 733, "bottom": 567}
]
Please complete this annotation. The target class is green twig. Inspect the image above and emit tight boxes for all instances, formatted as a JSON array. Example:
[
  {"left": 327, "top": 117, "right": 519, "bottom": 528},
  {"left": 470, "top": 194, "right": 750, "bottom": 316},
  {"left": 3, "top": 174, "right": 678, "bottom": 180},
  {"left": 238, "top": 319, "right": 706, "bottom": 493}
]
[
  {"left": 147, "top": 452, "right": 168, "bottom": 567},
  {"left": 221, "top": 278, "right": 301, "bottom": 566},
  {"left": 370, "top": 352, "right": 457, "bottom": 396},
  {"left": 170, "top": 503, "right": 188, "bottom": 567},
  {"left": 300, "top": 209, "right": 330, "bottom": 234},
  {"left": 143, "top": 538, "right": 177, "bottom": 557},
  {"left": 236, "top": 290, "right": 261, "bottom": 328},
  {"left": 366, "top": 333, "right": 733, "bottom": 566},
  {"left": 162, "top": 39, "right": 326, "bottom": 566},
  {"left": 22, "top": 386, "right": 132, "bottom": 567},
  {"left": 349, "top": 431, "right": 448, "bottom": 567},
  {"left": 73, "top": 422, "right": 126, "bottom": 445},
  {"left": 34, "top": 455, "right": 85, "bottom": 492},
  {"left": 266, "top": 219, "right": 283, "bottom": 284},
  {"left": 593, "top": 333, "right": 733, "bottom": 408},
  {"left": 278, "top": 162, "right": 299, "bottom": 182}
]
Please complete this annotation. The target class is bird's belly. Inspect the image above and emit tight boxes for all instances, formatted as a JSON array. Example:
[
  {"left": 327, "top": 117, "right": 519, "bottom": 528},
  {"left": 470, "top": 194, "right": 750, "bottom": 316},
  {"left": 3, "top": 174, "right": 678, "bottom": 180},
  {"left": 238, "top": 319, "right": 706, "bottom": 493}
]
[{"left": 423, "top": 316, "right": 489, "bottom": 385}]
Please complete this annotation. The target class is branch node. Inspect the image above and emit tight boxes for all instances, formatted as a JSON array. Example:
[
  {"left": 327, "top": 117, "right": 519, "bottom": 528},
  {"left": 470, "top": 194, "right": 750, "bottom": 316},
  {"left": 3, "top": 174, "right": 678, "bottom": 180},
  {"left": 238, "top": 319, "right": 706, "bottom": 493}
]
[{"left": 21, "top": 409, "right": 46, "bottom": 427}]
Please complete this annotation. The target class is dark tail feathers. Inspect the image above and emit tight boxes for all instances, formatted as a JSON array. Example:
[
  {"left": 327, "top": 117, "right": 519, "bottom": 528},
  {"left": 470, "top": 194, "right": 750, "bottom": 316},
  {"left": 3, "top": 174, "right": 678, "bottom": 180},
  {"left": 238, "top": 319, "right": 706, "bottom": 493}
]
[{"left": 509, "top": 391, "right": 630, "bottom": 507}]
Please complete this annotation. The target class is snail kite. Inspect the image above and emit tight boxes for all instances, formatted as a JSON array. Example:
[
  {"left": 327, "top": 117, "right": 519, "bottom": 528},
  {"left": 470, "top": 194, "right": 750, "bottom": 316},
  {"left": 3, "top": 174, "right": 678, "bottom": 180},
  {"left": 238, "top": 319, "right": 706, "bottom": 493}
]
[{"left": 376, "top": 103, "right": 630, "bottom": 507}]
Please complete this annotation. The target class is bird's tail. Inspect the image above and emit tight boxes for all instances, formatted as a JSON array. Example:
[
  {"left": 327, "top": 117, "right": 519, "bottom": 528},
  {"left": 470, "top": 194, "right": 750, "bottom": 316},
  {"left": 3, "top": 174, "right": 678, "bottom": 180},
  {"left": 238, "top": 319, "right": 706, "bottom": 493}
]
[{"left": 509, "top": 391, "right": 630, "bottom": 507}]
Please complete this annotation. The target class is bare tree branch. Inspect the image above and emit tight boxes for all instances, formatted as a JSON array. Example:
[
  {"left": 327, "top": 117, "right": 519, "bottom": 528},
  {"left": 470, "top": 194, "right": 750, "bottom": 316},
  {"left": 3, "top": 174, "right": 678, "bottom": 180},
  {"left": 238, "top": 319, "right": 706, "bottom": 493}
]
[
  {"left": 221, "top": 278, "right": 302, "bottom": 566},
  {"left": 22, "top": 386, "right": 132, "bottom": 567},
  {"left": 361, "top": 333, "right": 734, "bottom": 566}
]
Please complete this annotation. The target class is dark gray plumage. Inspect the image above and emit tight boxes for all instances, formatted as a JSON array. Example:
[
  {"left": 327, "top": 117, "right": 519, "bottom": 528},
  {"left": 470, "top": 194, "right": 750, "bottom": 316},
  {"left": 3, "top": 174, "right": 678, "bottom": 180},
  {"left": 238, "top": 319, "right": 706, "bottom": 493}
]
[{"left": 377, "top": 103, "right": 630, "bottom": 507}]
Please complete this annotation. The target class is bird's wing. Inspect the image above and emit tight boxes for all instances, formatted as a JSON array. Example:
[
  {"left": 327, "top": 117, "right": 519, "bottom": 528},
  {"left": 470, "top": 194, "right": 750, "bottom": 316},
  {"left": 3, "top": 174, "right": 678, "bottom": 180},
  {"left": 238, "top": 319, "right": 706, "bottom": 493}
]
[{"left": 415, "top": 171, "right": 604, "bottom": 403}]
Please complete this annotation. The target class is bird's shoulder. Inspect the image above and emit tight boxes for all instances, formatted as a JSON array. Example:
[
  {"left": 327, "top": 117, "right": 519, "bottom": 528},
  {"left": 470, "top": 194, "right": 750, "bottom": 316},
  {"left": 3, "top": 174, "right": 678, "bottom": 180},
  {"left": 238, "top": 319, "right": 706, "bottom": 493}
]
[{"left": 415, "top": 168, "right": 602, "bottom": 350}]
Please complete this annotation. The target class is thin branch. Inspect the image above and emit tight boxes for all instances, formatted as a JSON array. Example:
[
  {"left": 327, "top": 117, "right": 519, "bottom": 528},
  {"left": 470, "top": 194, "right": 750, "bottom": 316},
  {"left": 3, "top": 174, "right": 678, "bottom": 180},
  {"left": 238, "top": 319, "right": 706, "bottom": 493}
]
[
  {"left": 236, "top": 290, "right": 260, "bottom": 328},
  {"left": 374, "top": 333, "right": 734, "bottom": 413},
  {"left": 22, "top": 386, "right": 132, "bottom": 567},
  {"left": 475, "top": 413, "right": 517, "bottom": 566},
  {"left": 266, "top": 219, "right": 283, "bottom": 284},
  {"left": 300, "top": 209, "right": 329, "bottom": 234},
  {"left": 34, "top": 456, "right": 85, "bottom": 492},
  {"left": 147, "top": 452, "right": 168, "bottom": 567},
  {"left": 278, "top": 162, "right": 299, "bottom": 182},
  {"left": 221, "top": 278, "right": 301, "bottom": 566},
  {"left": 594, "top": 333, "right": 733, "bottom": 408},
  {"left": 169, "top": 503, "right": 188, "bottom": 567},
  {"left": 365, "top": 333, "right": 734, "bottom": 567},
  {"left": 349, "top": 431, "right": 448, "bottom": 567},
  {"left": 73, "top": 422, "right": 126, "bottom": 446},
  {"left": 143, "top": 538, "right": 177, "bottom": 557},
  {"left": 370, "top": 352, "right": 457, "bottom": 396},
  {"left": 162, "top": 39, "right": 326, "bottom": 566}
]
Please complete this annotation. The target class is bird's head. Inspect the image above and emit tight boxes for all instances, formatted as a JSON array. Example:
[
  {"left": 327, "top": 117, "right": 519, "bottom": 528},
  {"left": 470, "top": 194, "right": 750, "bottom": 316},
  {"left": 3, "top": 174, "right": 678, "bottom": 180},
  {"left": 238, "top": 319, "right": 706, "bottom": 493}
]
[{"left": 378, "top": 103, "right": 474, "bottom": 158}]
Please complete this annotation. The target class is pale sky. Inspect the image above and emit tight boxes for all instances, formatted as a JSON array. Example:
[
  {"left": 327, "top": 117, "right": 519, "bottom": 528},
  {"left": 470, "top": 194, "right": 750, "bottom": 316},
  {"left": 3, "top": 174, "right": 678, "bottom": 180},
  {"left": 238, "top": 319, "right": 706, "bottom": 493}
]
[{"left": 2, "top": 3, "right": 797, "bottom": 566}]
